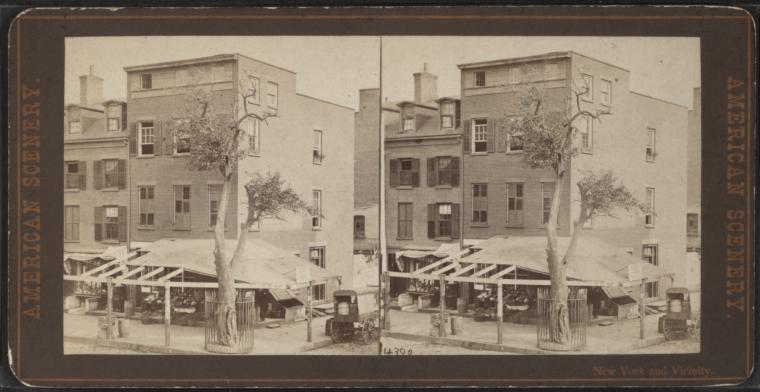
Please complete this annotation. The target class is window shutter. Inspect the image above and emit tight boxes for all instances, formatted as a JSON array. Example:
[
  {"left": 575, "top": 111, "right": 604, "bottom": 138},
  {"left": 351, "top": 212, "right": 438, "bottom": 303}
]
[
  {"left": 427, "top": 204, "right": 436, "bottom": 239},
  {"left": 121, "top": 103, "right": 128, "bottom": 133},
  {"left": 427, "top": 158, "right": 437, "bottom": 187},
  {"left": 455, "top": 102, "right": 461, "bottom": 128},
  {"left": 94, "top": 207, "right": 103, "bottom": 242},
  {"left": 451, "top": 157, "right": 460, "bottom": 187},
  {"left": 117, "top": 160, "right": 127, "bottom": 189},
  {"left": 389, "top": 159, "right": 399, "bottom": 188},
  {"left": 496, "top": 123, "right": 507, "bottom": 153},
  {"left": 154, "top": 120, "right": 163, "bottom": 156},
  {"left": 129, "top": 123, "right": 137, "bottom": 156},
  {"left": 164, "top": 122, "right": 174, "bottom": 155},
  {"left": 93, "top": 160, "right": 103, "bottom": 190},
  {"left": 118, "top": 206, "right": 127, "bottom": 242},
  {"left": 463, "top": 120, "right": 471, "bottom": 153},
  {"left": 451, "top": 203, "right": 461, "bottom": 239},
  {"left": 78, "top": 161, "right": 87, "bottom": 190},
  {"left": 487, "top": 120, "right": 496, "bottom": 153},
  {"left": 411, "top": 158, "right": 420, "bottom": 187}
]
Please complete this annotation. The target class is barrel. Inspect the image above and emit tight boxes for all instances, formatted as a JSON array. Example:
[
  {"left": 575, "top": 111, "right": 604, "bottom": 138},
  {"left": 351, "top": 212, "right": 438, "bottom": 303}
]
[
  {"left": 450, "top": 316, "right": 464, "bottom": 336},
  {"left": 124, "top": 300, "right": 135, "bottom": 317},
  {"left": 97, "top": 316, "right": 115, "bottom": 339},
  {"left": 118, "top": 318, "right": 131, "bottom": 338}
]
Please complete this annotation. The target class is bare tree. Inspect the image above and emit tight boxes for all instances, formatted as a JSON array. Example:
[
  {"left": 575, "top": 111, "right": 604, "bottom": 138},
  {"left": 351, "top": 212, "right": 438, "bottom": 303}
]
[{"left": 505, "top": 78, "right": 642, "bottom": 346}]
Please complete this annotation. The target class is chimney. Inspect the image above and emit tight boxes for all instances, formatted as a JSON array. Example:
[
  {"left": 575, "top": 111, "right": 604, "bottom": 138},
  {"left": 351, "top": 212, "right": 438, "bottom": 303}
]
[
  {"left": 79, "top": 65, "right": 104, "bottom": 106},
  {"left": 413, "top": 62, "right": 437, "bottom": 105}
]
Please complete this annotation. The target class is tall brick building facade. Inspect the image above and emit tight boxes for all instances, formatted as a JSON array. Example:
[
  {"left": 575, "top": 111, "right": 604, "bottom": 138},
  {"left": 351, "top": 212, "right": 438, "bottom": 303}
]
[{"left": 124, "top": 54, "right": 356, "bottom": 300}]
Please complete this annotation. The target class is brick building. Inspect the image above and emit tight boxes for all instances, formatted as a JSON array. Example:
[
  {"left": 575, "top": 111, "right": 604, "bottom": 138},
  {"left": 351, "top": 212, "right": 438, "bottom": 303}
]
[
  {"left": 63, "top": 67, "right": 129, "bottom": 252},
  {"left": 124, "top": 53, "right": 355, "bottom": 301},
  {"left": 457, "top": 52, "right": 690, "bottom": 299}
]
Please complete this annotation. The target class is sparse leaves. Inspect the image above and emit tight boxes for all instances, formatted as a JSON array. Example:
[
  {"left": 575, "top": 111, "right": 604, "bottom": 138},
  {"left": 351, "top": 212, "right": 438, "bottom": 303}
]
[
  {"left": 577, "top": 169, "right": 646, "bottom": 220},
  {"left": 243, "top": 172, "right": 315, "bottom": 226}
]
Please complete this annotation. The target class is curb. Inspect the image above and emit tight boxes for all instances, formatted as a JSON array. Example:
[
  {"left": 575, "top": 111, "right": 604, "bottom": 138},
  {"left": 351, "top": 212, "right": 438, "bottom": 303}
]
[{"left": 65, "top": 335, "right": 335, "bottom": 354}]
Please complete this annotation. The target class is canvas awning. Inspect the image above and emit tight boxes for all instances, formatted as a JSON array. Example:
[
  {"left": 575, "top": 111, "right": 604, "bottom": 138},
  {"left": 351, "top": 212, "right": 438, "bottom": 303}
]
[{"left": 397, "top": 242, "right": 462, "bottom": 260}]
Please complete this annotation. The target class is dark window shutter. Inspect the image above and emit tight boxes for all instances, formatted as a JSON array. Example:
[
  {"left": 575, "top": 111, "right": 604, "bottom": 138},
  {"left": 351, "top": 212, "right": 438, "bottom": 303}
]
[
  {"left": 389, "top": 159, "right": 399, "bottom": 188},
  {"left": 129, "top": 123, "right": 137, "bottom": 156},
  {"left": 94, "top": 207, "right": 103, "bottom": 242},
  {"left": 451, "top": 203, "right": 461, "bottom": 239},
  {"left": 93, "top": 160, "right": 103, "bottom": 190},
  {"left": 117, "top": 160, "right": 127, "bottom": 189},
  {"left": 451, "top": 157, "right": 460, "bottom": 187},
  {"left": 427, "top": 204, "right": 436, "bottom": 239},
  {"left": 121, "top": 103, "right": 128, "bottom": 133},
  {"left": 411, "top": 158, "right": 420, "bottom": 187},
  {"left": 487, "top": 120, "right": 496, "bottom": 153},
  {"left": 78, "top": 161, "right": 87, "bottom": 190},
  {"left": 463, "top": 120, "right": 471, "bottom": 153},
  {"left": 118, "top": 206, "right": 127, "bottom": 242},
  {"left": 455, "top": 101, "right": 461, "bottom": 128},
  {"left": 164, "top": 122, "right": 174, "bottom": 155},
  {"left": 154, "top": 120, "right": 163, "bottom": 156},
  {"left": 427, "top": 158, "right": 437, "bottom": 187}
]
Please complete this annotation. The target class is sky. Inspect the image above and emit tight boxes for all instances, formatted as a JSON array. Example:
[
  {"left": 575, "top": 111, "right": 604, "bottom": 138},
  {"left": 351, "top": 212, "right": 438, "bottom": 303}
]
[
  {"left": 67, "top": 36, "right": 699, "bottom": 110},
  {"left": 382, "top": 36, "right": 700, "bottom": 109}
]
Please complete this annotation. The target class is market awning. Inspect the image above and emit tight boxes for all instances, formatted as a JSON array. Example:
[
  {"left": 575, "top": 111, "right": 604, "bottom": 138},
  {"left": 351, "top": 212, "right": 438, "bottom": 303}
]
[{"left": 397, "top": 242, "right": 462, "bottom": 260}]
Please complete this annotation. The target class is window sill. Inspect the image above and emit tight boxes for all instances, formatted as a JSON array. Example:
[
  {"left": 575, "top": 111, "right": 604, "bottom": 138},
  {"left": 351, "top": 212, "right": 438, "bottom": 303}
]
[
  {"left": 645, "top": 225, "right": 655, "bottom": 229},
  {"left": 434, "top": 237, "right": 453, "bottom": 241},
  {"left": 434, "top": 185, "right": 453, "bottom": 189},
  {"left": 207, "top": 227, "right": 229, "bottom": 232},
  {"left": 396, "top": 185, "right": 413, "bottom": 190},
  {"left": 505, "top": 150, "right": 524, "bottom": 155},
  {"left": 470, "top": 152, "right": 488, "bottom": 156},
  {"left": 312, "top": 161, "right": 323, "bottom": 166},
  {"left": 101, "top": 188, "right": 120, "bottom": 192},
  {"left": 505, "top": 225, "right": 525, "bottom": 229},
  {"left": 312, "top": 227, "right": 322, "bottom": 231},
  {"left": 137, "top": 226, "right": 156, "bottom": 231},
  {"left": 581, "top": 150, "right": 594, "bottom": 155},
  {"left": 248, "top": 152, "right": 261, "bottom": 157},
  {"left": 470, "top": 223, "right": 488, "bottom": 228},
  {"left": 64, "top": 188, "right": 80, "bottom": 193},
  {"left": 172, "top": 227, "right": 192, "bottom": 231},
  {"left": 137, "top": 155, "right": 155, "bottom": 159},
  {"left": 646, "top": 159, "right": 656, "bottom": 163},
  {"left": 101, "top": 240, "right": 120, "bottom": 244},
  {"left": 173, "top": 153, "right": 191, "bottom": 157},
  {"left": 396, "top": 237, "right": 413, "bottom": 241}
]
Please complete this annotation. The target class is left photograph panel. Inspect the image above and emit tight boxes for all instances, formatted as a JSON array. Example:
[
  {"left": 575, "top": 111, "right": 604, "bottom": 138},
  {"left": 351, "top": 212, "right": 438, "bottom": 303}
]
[{"left": 62, "top": 36, "right": 381, "bottom": 355}]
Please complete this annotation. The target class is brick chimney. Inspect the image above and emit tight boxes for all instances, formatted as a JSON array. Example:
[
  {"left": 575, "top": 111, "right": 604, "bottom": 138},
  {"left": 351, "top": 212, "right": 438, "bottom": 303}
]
[
  {"left": 413, "top": 63, "right": 437, "bottom": 105},
  {"left": 79, "top": 65, "right": 104, "bottom": 106}
]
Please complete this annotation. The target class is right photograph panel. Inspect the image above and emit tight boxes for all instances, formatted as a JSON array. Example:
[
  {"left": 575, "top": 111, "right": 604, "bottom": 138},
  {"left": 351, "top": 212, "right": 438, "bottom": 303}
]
[{"left": 374, "top": 36, "right": 701, "bottom": 355}]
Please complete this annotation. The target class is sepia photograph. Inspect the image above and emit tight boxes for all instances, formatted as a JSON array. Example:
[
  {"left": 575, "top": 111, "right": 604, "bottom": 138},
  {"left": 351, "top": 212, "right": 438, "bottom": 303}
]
[
  {"left": 376, "top": 36, "right": 702, "bottom": 355},
  {"left": 62, "top": 36, "right": 381, "bottom": 355}
]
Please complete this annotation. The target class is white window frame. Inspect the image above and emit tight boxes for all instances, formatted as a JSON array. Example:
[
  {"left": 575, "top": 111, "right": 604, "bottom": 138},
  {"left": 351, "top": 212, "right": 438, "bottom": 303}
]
[
  {"left": 208, "top": 184, "right": 223, "bottom": 227},
  {"left": 107, "top": 118, "right": 120, "bottom": 132},
  {"left": 645, "top": 187, "right": 655, "bottom": 227},
  {"left": 309, "top": 247, "right": 326, "bottom": 301},
  {"left": 104, "top": 206, "right": 120, "bottom": 241},
  {"left": 64, "top": 205, "right": 79, "bottom": 242},
  {"left": 581, "top": 73, "right": 593, "bottom": 102},
  {"left": 312, "top": 189, "right": 322, "bottom": 229},
  {"left": 642, "top": 243, "right": 659, "bottom": 297},
  {"left": 247, "top": 76, "right": 260, "bottom": 105},
  {"left": 173, "top": 119, "right": 191, "bottom": 155},
  {"left": 312, "top": 129, "right": 323, "bottom": 164},
  {"left": 474, "top": 71, "right": 486, "bottom": 87},
  {"left": 103, "top": 159, "right": 119, "bottom": 189},
  {"left": 403, "top": 117, "right": 415, "bottom": 133},
  {"left": 69, "top": 120, "right": 82, "bottom": 134},
  {"left": 472, "top": 118, "right": 488, "bottom": 153},
  {"left": 508, "top": 67, "right": 520, "bottom": 84},
  {"left": 141, "top": 74, "right": 152, "bottom": 90},
  {"left": 471, "top": 183, "right": 488, "bottom": 224},
  {"left": 440, "top": 102, "right": 454, "bottom": 129},
  {"left": 173, "top": 185, "right": 192, "bottom": 229},
  {"left": 267, "top": 81, "right": 279, "bottom": 109},
  {"left": 505, "top": 182, "right": 524, "bottom": 226},
  {"left": 506, "top": 116, "right": 524, "bottom": 153},
  {"left": 541, "top": 182, "right": 555, "bottom": 225},
  {"left": 138, "top": 185, "right": 155, "bottom": 227},
  {"left": 580, "top": 116, "right": 593, "bottom": 153},
  {"left": 246, "top": 118, "right": 260, "bottom": 155},
  {"left": 211, "top": 65, "right": 225, "bottom": 82},
  {"left": 138, "top": 121, "right": 155, "bottom": 156},
  {"left": 646, "top": 127, "right": 657, "bottom": 162},
  {"left": 175, "top": 69, "right": 188, "bottom": 86},
  {"left": 600, "top": 78, "right": 612, "bottom": 106}
]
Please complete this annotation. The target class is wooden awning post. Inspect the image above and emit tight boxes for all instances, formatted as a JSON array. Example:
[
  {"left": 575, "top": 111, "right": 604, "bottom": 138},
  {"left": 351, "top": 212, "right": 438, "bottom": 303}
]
[
  {"left": 639, "top": 278, "right": 647, "bottom": 340},
  {"left": 106, "top": 277, "right": 114, "bottom": 340},
  {"left": 383, "top": 272, "right": 391, "bottom": 329},
  {"left": 164, "top": 283, "right": 171, "bottom": 347},
  {"left": 307, "top": 280, "right": 313, "bottom": 343},
  {"left": 439, "top": 274, "right": 446, "bottom": 337},
  {"left": 497, "top": 281, "right": 503, "bottom": 345}
]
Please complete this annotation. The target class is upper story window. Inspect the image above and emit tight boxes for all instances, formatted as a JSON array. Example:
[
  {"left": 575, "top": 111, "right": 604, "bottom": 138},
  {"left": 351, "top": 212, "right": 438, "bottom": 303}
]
[
  {"left": 472, "top": 118, "right": 488, "bottom": 153},
  {"left": 687, "top": 213, "right": 699, "bottom": 236},
  {"left": 541, "top": 182, "right": 556, "bottom": 225},
  {"left": 645, "top": 187, "right": 655, "bottom": 227},
  {"left": 474, "top": 71, "right": 486, "bottom": 87},
  {"left": 211, "top": 65, "right": 225, "bottom": 82},
  {"left": 398, "top": 158, "right": 416, "bottom": 187},
  {"left": 545, "top": 63, "right": 562, "bottom": 80},
  {"left": 642, "top": 243, "right": 659, "bottom": 297},
  {"left": 313, "top": 130, "right": 323, "bottom": 164},
  {"left": 208, "top": 184, "right": 224, "bottom": 227},
  {"left": 508, "top": 67, "right": 520, "bottom": 84},
  {"left": 581, "top": 74, "right": 593, "bottom": 102},
  {"left": 138, "top": 186, "right": 155, "bottom": 227},
  {"left": 440, "top": 102, "right": 454, "bottom": 128},
  {"left": 403, "top": 117, "right": 415, "bottom": 133},
  {"left": 354, "top": 215, "right": 366, "bottom": 239},
  {"left": 69, "top": 120, "right": 82, "bottom": 134},
  {"left": 267, "top": 81, "right": 279, "bottom": 108},
  {"left": 174, "top": 119, "right": 191, "bottom": 155},
  {"left": 106, "top": 104, "right": 122, "bottom": 132},
  {"left": 139, "top": 121, "right": 155, "bottom": 156},
  {"left": 580, "top": 116, "right": 593, "bottom": 153},
  {"left": 600, "top": 79, "right": 612, "bottom": 106},
  {"left": 646, "top": 127, "right": 656, "bottom": 162},
  {"left": 103, "top": 159, "right": 119, "bottom": 189},
  {"left": 107, "top": 118, "right": 120, "bottom": 132},
  {"left": 471, "top": 183, "right": 488, "bottom": 224},
  {"left": 141, "top": 74, "right": 153, "bottom": 90},
  {"left": 312, "top": 189, "right": 322, "bottom": 229},
  {"left": 506, "top": 182, "right": 524, "bottom": 227},
  {"left": 65, "top": 161, "right": 85, "bottom": 190},
  {"left": 245, "top": 118, "right": 260, "bottom": 155},
  {"left": 173, "top": 185, "right": 191, "bottom": 230},
  {"left": 175, "top": 69, "right": 188, "bottom": 86},
  {"left": 247, "top": 76, "right": 260, "bottom": 104},
  {"left": 505, "top": 117, "right": 524, "bottom": 153},
  {"left": 427, "top": 203, "right": 460, "bottom": 239},
  {"left": 427, "top": 156, "right": 459, "bottom": 187}
]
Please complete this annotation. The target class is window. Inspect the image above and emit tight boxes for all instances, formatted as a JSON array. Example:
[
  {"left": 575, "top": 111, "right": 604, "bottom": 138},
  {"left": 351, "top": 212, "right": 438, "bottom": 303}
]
[
  {"left": 174, "top": 185, "right": 191, "bottom": 229},
  {"left": 104, "top": 206, "right": 120, "bottom": 241},
  {"left": 65, "top": 161, "right": 83, "bottom": 190},
  {"left": 642, "top": 244, "right": 659, "bottom": 297},
  {"left": 687, "top": 213, "right": 699, "bottom": 236},
  {"left": 211, "top": 65, "right": 225, "bottom": 82},
  {"left": 354, "top": 215, "right": 365, "bottom": 239},
  {"left": 440, "top": 102, "right": 454, "bottom": 128},
  {"left": 309, "top": 247, "right": 326, "bottom": 301},
  {"left": 399, "top": 159, "right": 414, "bottom": 186},
  {"left": 390, "top": 158, "right": 420, "bottom": 188},
  {"left": 434, "top": 156, "right": 459, "bottom": 187},
  {"left": 141, "top": 74, "right": 152, "bottom": 90},
  {"left": 600, "top": 79, "right": 612, "bottom": 106},
  {"left": 581, "top": 74, "right": 593, "bottom": 102},
  {"left": 437, "top": 203, "right": 452, "bottom": 237},
  {"left": 267, "top": 81, "right": 278, "bottom": 108},
  {"left": 138, "top": 186, "right": 155, "bottom": 226},
  {"left": 313, "top": 130, "right": 323, "bottom": 164},
  {"left": 103, "top": 159, "right": 119, "bottom": 189},
  {"left": 646, "top": 128, "right": 656, "bottom": 162},
  {"left": 139, "top": 121, "right": 155, "bottom": 156},
  {"left": 64, "top": 206, "right": 79, "bottom": 241},
  {"left": 541, "top": 182, "right": 555, "bottom": 225},
  {"left": 506, "top": 118, "right": 524, "bottom": 152},
  {"left": 506, "top": 183, "right": 524, "bottom": 226},
  {"left": 106, "top": 104, "right": 122, "bottom": 132},
  {"left": 208, "top": 184, "right": 224, "bottom": 227},
  {"left": 244, "top": 118, "right": 260, "bottom": 155},
  {"left": 69, "top": 120, "right": 81, "bottom": 134},
  {"left": 474, "top": 71, "right": 486, "bottom": 87},
  {"left": 580, "top": 116, "right": 593, "bottom": 153},
  {"left": 508, "top": 67, "right": 520, "bottom": 84},
  {"left": 312, "top": 190, "right": 322, "bottom": 229},
  {"left": 173, "top": 119, "right": 191, "bottom": 155},
  {"left": 545, "top": 63, "right": 561, "bottom": 80},
  {"left": 107, "top": 118, "right": 120, "bottom": 132},
  {"left": 175, "top": 69, "right": 188, "bottom": 86},
  {"left": 472, "top": 118, "right": 488, "bottom": 153},
  {"left": 247, "top": 76, "right": 260, "bottom": 104},
  {"left": 403, "top": 117, "right": 415, "bottom": 133},
  {"left": 398, "top": 203, "right": 413, "bottom": 239},
  {"left": 472, "top": 183, "right": 488, "bottom": 224},
  {"left": 645, "top": 187, "right": 655, "bottom": 227}
]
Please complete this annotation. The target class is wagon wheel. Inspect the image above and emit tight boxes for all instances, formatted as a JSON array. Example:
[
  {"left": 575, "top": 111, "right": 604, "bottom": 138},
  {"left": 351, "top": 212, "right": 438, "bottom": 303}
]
[
  {"left": 663, "top": 319, "right": 681, "bottom": 341},
  {"left": 358, "top": 321, "right": 372, "bottom": 345},
  {"left": 330, "top": 324, "right": 343, "bottom": 344},
  {"left": 369, "top": 319, "right": 380, "bottom": 341}
]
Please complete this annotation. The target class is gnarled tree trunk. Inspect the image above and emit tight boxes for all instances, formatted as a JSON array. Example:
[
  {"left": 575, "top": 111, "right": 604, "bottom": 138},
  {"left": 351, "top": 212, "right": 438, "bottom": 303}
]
[
  {"left": 546, "top": 170, "right": 571, "bottom": 346},
  {"left": 212, "top": 168, "right": 239, "bottom": 348}
]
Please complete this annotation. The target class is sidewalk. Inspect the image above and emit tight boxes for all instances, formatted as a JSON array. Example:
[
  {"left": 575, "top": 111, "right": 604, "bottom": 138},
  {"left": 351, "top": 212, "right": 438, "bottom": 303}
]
[
  {"left": 383, "top": 309, "right": 692, "bottom": 354},
  {"left": 64, "top": 313, "right": 335, "bottom": 355}
]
